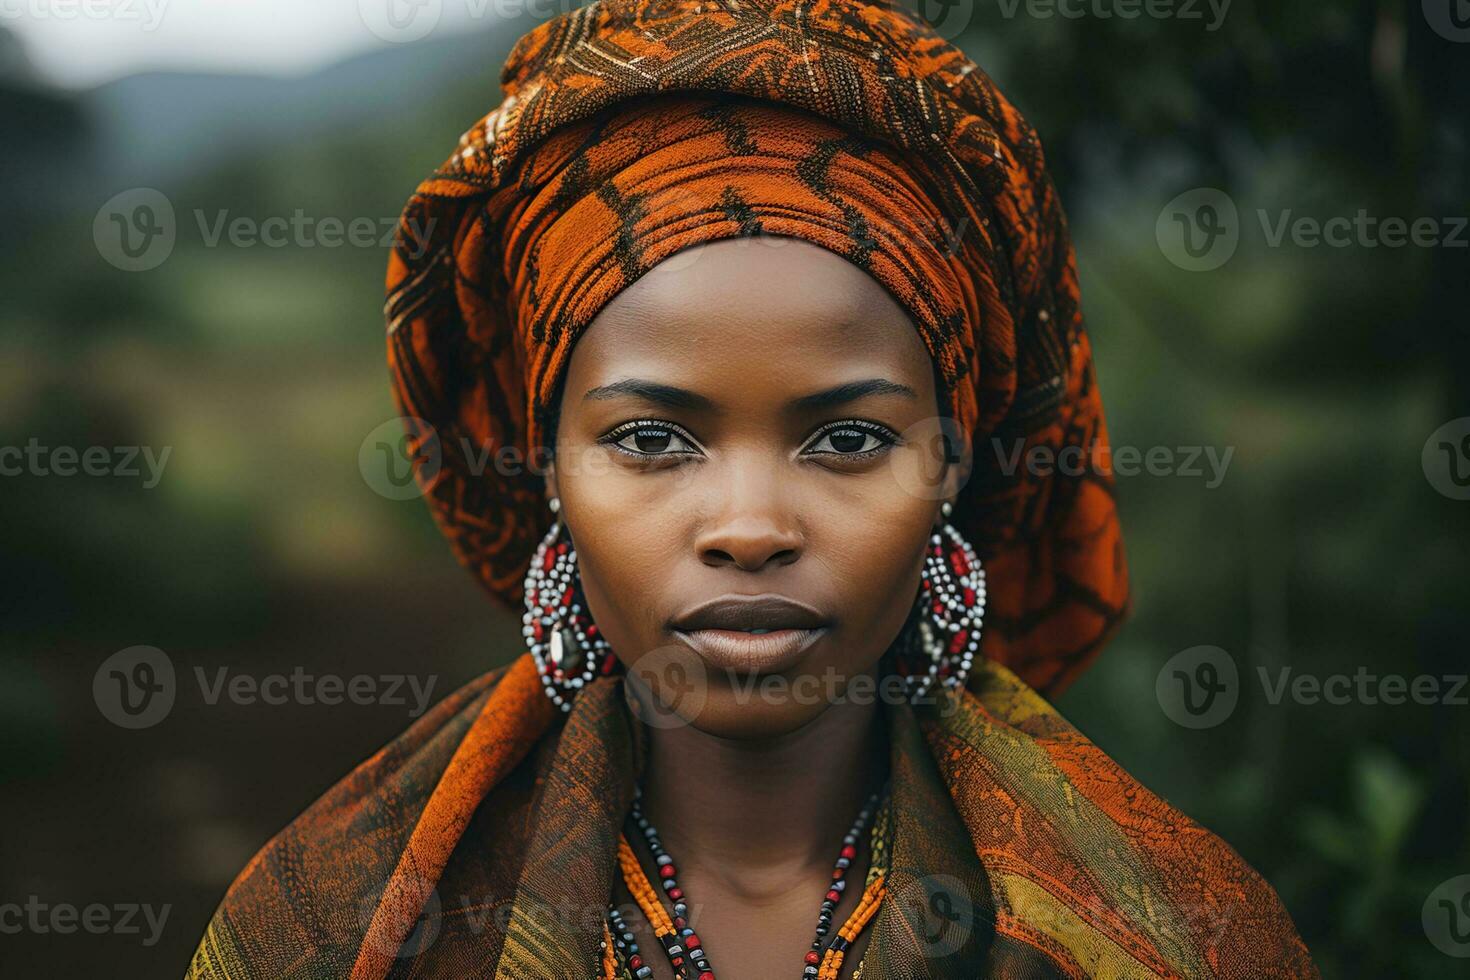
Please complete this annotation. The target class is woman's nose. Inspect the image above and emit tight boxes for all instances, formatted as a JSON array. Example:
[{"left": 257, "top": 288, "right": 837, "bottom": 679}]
[{"left": 693, "top": 471, "right": 804, "bottom": 571}]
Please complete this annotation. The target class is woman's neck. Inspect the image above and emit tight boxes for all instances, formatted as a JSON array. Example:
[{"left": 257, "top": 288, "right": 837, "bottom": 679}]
[{"left": 636, "top": 694, "right": 889, "bottom": 900}]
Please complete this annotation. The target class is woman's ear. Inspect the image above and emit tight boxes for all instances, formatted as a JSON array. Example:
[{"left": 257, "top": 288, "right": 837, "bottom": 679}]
[
  {"left": 939, "top": 425, "right": 973, "bottom": 503},
  {"left": 543, "top": 461, "right": 560, "bottom": 504}
]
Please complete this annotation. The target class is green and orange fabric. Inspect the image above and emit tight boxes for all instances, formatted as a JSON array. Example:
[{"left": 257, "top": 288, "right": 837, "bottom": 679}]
[
  {"left": 187, "top": 656, "right": 1316, "bottom": 977},
  {"left": 186, "top": 1, "right": 1316, "bottom": 976}
]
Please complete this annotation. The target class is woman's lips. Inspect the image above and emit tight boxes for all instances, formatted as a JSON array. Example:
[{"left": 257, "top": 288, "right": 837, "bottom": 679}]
[
  {"left": 668, "top": 594, "right": 831, "bottom": 674},
  {"left": 672, "top": 626, "right": 827, "bottom": 675}
]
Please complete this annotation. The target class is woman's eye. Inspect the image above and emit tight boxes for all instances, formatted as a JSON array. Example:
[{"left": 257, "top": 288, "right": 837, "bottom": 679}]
[
  {"left": 804, "top": 422, "right": 895, "bottom": 457},
  {"left": 607, "top": 423, "right": 699, "bottom": 456}
]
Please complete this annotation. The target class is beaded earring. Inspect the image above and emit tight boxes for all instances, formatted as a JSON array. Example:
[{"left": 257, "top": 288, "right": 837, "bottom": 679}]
[
  {"left": 522, "top": 497, "right": 617, "bottom": 711},
  {"left": 894, "top": 500, "right": 986, "bottom": 699}
]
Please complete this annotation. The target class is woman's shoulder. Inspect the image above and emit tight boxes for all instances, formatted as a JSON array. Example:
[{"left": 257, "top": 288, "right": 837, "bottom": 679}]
[
  {"left": 186, "top": 655, "right": 553, "bottom": 979},
  {"left": 925, "top": 659, "right": 1319, "bottom": 978}
]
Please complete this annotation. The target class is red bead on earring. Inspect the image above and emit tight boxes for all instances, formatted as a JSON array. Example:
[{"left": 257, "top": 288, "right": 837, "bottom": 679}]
[{"left": 901, "top": 500, "right": 985, "bottom": 700}]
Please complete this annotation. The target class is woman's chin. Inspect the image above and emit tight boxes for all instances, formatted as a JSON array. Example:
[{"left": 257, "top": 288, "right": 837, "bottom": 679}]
[
  {"left": 682, "top": 696, "right": 832, "bottom": 740},
  {"left": 621, "top": 672, "right": 857, "bottom": 741}
]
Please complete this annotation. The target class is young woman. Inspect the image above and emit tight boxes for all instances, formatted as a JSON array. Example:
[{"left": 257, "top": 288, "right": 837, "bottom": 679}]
[{"left": 188, "top": 0, "right": 1316, "bottom": 976}]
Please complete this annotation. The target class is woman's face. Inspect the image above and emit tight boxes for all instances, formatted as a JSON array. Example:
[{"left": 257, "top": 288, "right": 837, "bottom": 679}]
[{"left": 547, "top": 236, "right": 962, "bottom": 738}]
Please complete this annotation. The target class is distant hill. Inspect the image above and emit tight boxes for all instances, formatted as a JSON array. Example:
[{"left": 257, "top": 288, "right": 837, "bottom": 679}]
[{"left": 79, "top": 24, "right": 522, "bottom": 188}]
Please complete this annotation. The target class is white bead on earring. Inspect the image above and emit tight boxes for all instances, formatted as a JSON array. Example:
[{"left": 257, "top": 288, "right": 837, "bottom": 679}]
[{"left": 900, "top": 500, "right": 984, "bottom": 700}]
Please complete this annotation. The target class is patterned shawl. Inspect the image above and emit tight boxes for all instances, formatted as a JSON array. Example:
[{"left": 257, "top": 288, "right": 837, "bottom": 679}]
[
  {"left": 186, "top": 1, "right": 1317, "bottom": 976},
  {"left": 187, "top": 657, "right": 1316, "bottom": 977}
]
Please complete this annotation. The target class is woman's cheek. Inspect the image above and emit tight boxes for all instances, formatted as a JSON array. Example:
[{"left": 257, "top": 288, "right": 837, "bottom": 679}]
[
  {"left": 825, "top": 461, "right": 936, "bottom": 566},
  {"left": 566, "top": 498, "right": 683, "bottom": 658}
]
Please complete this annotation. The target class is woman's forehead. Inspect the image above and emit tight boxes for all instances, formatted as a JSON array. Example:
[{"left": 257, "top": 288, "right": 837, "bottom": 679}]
[{"left": 569, "top": 236, "right": 931, "bottom": 384}]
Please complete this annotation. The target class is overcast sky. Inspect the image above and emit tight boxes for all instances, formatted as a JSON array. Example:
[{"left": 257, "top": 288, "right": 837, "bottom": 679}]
[{"left": 4, "top": 0, "right": 559, "bottom": 88}]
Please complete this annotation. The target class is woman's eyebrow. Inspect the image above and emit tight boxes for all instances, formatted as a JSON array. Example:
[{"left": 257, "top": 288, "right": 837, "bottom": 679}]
[
  {"left": 581, "top": 377, "right": 915, "bottom": 410},
  {"left": 583, "top": 378, "right": 713, "bottom": 410},
  {"left": 790, "top": 378, "right": 917, "bottom": 411}
]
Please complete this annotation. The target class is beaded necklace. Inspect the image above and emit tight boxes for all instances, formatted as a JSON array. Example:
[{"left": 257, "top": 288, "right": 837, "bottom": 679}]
[{"left": 602, "top": 783, "right": 892, "bottom": 980}]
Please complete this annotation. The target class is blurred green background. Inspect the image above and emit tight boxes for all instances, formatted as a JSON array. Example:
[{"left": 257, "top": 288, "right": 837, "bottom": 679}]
[{"left": 2, "top": 1, "right": 1467, "bottom": 976}]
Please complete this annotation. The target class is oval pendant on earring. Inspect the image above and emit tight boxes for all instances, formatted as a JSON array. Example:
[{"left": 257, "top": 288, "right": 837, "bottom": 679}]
[{"left": 522, "top": 499, "right": 615, "bottom": 711}]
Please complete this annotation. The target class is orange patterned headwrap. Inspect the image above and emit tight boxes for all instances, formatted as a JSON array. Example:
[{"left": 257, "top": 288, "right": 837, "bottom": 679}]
[{"left": 384, "top": 0, "right": 1129, "bottom": 696}]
